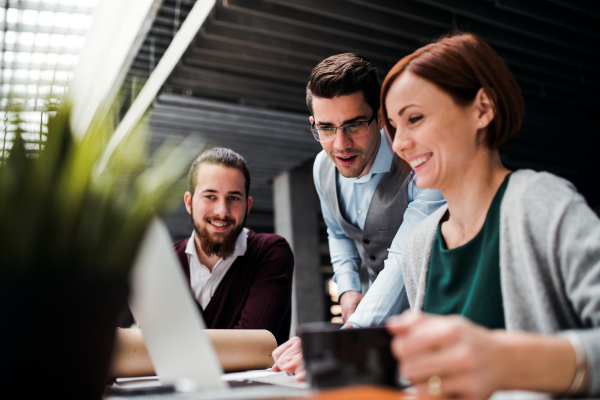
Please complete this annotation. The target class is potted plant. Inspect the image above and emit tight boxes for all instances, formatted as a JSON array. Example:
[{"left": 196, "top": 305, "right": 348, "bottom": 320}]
[{"left": 0, "top": 101, "right": 201, "bottom": 399}]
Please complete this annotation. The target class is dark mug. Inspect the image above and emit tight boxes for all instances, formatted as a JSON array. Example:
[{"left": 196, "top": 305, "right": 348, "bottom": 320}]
[{"left": 299, "top": 322, "right": 402, "bottom": 389}]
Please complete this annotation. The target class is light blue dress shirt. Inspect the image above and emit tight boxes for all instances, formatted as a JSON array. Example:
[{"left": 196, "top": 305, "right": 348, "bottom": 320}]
[{"left": 313, "top": 130, "right": 446, "bottom": 328}]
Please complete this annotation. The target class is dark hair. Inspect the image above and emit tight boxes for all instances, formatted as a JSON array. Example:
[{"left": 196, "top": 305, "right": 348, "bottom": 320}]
[
  {"left": 381, "top": 33, "right": 524, "bottom": 150},
  {"left": 188, "top": 147, "right": 250, "bottom": 197},
  {"left": 307, "top": 53, "right": 381, "bottom": 117}
]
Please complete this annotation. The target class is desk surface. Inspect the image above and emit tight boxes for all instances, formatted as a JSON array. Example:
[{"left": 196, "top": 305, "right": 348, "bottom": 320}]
[
  {"left": 300, "top": 386, "right": 419, "bottom": 400},
  {"left": 302, "top": 386, "right": 556, "bottom": 400},
  {"left": 104, "top": 383, "right": 558, "bottom": 400}
]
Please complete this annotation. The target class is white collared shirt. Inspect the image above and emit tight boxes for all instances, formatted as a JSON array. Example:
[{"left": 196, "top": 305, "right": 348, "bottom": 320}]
[{"left": 185, "top": 228, "right": 248, "bottom": 309}]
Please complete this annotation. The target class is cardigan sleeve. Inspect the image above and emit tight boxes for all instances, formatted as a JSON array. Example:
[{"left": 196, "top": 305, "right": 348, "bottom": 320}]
[
  {"left": 233, "top": 236, "right": 294, "bottom": 341},
  {"left": 553, "top": 189, "right": 600, "bottom": 394},
  {"left": 506, "top": 171, "right": 600, "bottom": 395}
]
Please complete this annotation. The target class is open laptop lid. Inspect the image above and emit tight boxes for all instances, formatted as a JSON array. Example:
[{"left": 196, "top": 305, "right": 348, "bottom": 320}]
[{"left": 128, "top": 218, "right": 226, "bottom": 390}]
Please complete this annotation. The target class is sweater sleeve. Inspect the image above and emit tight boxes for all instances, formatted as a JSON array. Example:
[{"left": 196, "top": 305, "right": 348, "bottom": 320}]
[
  {"left": 233, "top": 236, "right": 294, "bottom": 340},
  {"left": 554, "top": 191, "right": 600, "bottom": 395},
  {"left": 513, "top": 171, "right": 600, "bottom": 395}
]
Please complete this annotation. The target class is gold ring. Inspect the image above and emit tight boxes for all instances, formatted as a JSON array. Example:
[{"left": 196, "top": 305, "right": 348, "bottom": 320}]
[{"left": 428, "top": 375, "right": 442, "bottom": 397}]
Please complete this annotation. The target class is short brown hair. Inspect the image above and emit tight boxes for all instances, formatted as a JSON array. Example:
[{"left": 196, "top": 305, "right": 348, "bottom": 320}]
[
  {"left": 188, "top": 148, "right": 250, "bottom": 197},
  {"left": 307, "top": 53, "right": 380, "bottom": 117},
  {"left": 381, "top": 33, "right": 524, "bottom": 149}
]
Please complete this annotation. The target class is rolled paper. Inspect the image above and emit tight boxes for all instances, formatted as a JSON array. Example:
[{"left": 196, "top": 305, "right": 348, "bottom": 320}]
[
  {"left": 110, "top": 328, "right": 155, "bottom": 378},
  {"left": 109, "top": 328, "right": 277, "bottom": 377},
  {"left": 205, "top": 329, "right": 277, "bottom": 372}
]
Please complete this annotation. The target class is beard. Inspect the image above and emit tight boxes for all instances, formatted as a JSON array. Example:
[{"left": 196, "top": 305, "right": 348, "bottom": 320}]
[{"left": 190, "top": 208, "right": 247, "bottom": 260}]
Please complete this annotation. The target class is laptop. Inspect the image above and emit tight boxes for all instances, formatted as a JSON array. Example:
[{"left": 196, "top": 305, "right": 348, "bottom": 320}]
[{"left": 105, "top": 219, "right": 310, "bottom": 399}]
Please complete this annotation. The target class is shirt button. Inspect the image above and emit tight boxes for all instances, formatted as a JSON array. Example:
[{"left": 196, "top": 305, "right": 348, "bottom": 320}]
[
  {"left": 369, "top": 255, "right": 376, "bottom": 261},
  {"left": 357, "top": 209, "right": 362, "bottom": 214},
  {"left": 363, "top": 239, "right": 370, "bottom": 245}
]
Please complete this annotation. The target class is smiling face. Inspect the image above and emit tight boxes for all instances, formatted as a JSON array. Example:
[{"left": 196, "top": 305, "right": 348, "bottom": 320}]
[
  {"left": 184, "top": 163, "right": 252, "bottom": 259},
  {"left": 312, "top": 92, "right": 381, "bottom": 178},
  {"left": 386, "top": 72, "right": 490, "bottom": 191}
]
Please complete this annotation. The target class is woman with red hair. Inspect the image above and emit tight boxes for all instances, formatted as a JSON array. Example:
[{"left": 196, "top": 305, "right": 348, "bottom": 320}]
[{"left": 383, "top": 33, "right": 600, "bottom": 399}]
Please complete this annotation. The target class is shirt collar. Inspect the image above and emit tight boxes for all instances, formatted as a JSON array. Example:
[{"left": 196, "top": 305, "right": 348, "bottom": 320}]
[
  {"left": 370, "top": 130, "right": 393, "bottom": 174},
  {"left": 185, "top": 227, "right": 249, "bottom": 262}
]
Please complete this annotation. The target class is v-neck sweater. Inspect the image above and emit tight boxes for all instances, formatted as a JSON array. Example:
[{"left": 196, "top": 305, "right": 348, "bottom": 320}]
[{"left": 173, "top": 230, "right": 294, "bottom": 345}]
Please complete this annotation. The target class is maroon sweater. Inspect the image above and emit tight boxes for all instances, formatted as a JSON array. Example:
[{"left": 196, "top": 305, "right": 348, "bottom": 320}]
[{"left": 173, "top": 230, "right": 294, "bottom": 345}]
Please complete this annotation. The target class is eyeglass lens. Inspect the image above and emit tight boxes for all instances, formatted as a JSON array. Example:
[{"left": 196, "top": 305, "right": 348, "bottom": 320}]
[{"left": 312, "top": 121, "right": 369, "bottom": 142}]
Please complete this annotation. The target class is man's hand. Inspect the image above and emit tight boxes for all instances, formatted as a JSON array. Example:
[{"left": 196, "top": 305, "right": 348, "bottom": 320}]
[
  {"left": 272, "top": 336, "right": 306, "bottom": 381},
  {"left": 339, "top": 290, "right": 364, "bottom": 323}
]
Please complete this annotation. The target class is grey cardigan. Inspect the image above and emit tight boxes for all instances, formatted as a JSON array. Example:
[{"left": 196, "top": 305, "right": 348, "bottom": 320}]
[{"left": 402, "top": 169, "right": 600, "bottom": 394}]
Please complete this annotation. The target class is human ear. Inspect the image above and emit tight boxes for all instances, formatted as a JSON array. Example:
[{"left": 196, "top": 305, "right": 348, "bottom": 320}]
[
  {"left": 184, "top": 192, "right": 192, "bottom": 214},
  {"left": 474, "top": 88, "right": 495, "bottom": 129},
  {"left": 309, "top": 116, "right": 314, "bottom": 125},
  {"left": 246, "top": 196, "right": 253, "bottom": 214}
]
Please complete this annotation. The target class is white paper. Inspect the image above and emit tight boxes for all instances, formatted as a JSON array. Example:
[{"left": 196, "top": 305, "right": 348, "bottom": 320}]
[
  {"left": 222, "top": 370, "right": 285, "bottom": 381},
  {"left": 250, "top": 374, "right": 311, "bottom": 389},
  {"left": 222, "top": 370, "right": 310, "bottom": 389}
]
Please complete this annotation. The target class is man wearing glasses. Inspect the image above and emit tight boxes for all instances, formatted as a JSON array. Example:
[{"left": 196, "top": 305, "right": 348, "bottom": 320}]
[
  {"left": 308, "top": 53, "right": 446, "bottom": 329},
  {"left": 273, "top": 53, "right": 445, "bottom": 378}
]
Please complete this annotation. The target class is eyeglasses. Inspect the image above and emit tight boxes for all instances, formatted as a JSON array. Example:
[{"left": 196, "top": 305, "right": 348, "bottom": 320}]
[{"left": 310, "top": 115, "right": 376, "bottom": 142}]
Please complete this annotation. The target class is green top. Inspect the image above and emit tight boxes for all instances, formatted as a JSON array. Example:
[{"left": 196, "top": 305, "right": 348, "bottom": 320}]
[{"left": 423, "top": 174, "right": 511, "bottom": 329}]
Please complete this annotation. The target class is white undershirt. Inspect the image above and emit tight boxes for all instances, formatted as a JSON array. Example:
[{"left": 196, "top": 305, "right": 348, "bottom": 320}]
[{"left": 185, "top": 228, "right": 248, "bottom": 309}]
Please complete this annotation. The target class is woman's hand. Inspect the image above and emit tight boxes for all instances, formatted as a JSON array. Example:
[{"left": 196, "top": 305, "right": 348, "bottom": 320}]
[
  {"left": 271, "top": 336, "right": 306, "bottom": 381},
  {"left": 387, "top": 311, "right": 506, "bottom": 400}
]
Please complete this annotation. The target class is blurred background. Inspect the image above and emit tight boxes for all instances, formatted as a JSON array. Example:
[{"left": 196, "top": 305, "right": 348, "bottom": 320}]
[{"left": 1, "top": 0, "right": 599, "bottom": 325}]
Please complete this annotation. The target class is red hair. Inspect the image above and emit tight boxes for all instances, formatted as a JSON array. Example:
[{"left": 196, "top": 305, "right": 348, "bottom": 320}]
[{"left": 381, "top": 33, "right": 524, "bottom": 150}]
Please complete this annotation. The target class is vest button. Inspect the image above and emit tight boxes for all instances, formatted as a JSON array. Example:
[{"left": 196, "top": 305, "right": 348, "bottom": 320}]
[
  {"left": 369, "top": 255, "right": 376, "bottom": 261},
  {"left": 363, "top": 239, "right": 370, "bottom": 245}
]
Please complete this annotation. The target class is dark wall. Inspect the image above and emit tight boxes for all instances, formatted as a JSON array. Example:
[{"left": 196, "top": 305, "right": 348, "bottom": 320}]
[{"left": 132, "top": 1, "right": 600, "bottom": 209}]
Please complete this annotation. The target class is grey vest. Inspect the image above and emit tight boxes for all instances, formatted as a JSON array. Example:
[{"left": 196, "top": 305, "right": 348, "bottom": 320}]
[{"left": 319, "top": 153, "right": 410, "bottom": 282}]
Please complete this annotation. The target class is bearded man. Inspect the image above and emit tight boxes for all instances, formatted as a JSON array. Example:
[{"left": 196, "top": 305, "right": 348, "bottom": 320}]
[{"left": 172, "top": 147, "right": 294, "bottom": 345}]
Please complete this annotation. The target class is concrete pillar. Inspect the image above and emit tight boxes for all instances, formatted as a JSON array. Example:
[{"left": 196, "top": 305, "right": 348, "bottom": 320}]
[{"left": 274, "top": 168, "right": 324, "bottom": 337}]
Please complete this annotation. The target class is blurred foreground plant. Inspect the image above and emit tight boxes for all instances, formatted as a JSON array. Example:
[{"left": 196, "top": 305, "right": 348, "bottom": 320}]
[{"left": 0, "top": 102, "right": 203, "bottom": 276}]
